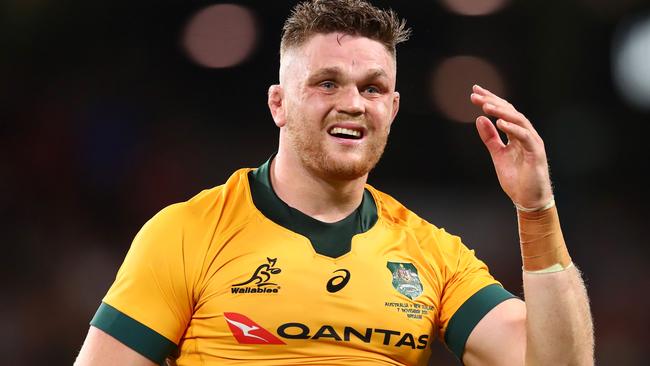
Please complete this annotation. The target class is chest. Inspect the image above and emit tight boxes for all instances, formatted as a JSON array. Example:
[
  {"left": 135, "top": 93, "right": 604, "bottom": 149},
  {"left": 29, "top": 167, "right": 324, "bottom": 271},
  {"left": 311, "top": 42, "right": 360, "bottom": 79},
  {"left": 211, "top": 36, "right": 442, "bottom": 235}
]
[{"left": 183, "top": 220, "right": 443, "bottom": 365}]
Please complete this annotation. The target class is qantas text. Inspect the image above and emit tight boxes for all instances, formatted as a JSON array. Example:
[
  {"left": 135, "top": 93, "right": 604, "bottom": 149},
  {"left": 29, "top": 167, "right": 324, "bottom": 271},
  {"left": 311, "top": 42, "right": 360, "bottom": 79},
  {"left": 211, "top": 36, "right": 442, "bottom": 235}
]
[{"left": 276, "top": 323, "right": 430, "bottom": 349}]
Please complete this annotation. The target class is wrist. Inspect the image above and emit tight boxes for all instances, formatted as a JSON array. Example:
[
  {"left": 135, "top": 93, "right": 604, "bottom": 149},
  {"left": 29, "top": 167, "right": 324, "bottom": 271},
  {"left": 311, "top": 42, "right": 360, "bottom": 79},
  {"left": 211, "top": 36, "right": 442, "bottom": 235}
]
[
  {"left": 518, "top": 205, "right": 572, "bottom": 272},
  {"left": 514, "top": 195, "right": 555, "bottom": 212},
  {"left": 523, "top": 262, "right": 574, "bottom": 274}
]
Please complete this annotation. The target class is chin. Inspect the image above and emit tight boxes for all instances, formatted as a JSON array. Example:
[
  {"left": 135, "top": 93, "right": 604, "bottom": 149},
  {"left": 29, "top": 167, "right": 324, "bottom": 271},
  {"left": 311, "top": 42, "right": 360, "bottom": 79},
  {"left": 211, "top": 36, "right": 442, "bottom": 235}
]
[
  {"left": 325, "top": 164, "right": 369, "bottom": 181},
  {"left": 320, "top": 151, "right": 382, "bottom": 181},
  {"left": 290, "top": 132, "right": 388, "bottom": 181}
]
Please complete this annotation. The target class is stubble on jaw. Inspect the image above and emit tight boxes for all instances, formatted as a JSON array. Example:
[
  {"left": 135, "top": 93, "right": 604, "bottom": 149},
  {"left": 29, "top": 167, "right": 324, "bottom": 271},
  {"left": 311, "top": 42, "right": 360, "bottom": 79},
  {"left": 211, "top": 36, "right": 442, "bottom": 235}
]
[
  {"left": 277, "top": 35, "right": 397, "bottom": 182},
  {"left": 283, "top": 112, "right": 390, "bottom": 182}
]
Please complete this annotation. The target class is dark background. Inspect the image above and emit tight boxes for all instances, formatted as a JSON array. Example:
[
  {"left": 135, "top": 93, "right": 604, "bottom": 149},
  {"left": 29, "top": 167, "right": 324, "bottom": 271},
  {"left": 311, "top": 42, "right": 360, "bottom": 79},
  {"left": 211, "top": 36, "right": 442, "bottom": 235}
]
[{"left": 2, "top": 0, "right": 649, "bottom": 364}]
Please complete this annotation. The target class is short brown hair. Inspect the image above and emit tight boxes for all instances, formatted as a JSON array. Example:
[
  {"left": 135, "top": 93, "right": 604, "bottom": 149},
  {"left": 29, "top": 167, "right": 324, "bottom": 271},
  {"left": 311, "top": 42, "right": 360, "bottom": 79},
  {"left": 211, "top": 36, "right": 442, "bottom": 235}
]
[{"left": 281, "top": 0, "right": 411, "bottom": 58}]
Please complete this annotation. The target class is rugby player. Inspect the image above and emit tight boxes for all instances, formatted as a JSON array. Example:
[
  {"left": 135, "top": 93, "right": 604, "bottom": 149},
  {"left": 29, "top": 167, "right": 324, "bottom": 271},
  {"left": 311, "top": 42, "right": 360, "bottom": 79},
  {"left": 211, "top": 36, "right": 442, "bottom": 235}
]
[{"left": 75, "top": 1, "right": 594, "bottom": 365}]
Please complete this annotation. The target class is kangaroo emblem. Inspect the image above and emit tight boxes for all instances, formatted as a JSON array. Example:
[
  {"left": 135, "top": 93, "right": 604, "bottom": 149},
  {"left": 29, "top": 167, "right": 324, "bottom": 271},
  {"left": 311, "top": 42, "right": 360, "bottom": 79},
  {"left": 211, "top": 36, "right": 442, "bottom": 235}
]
[{"left": 233, "top": 257, "right": 282, "bottom": 287}]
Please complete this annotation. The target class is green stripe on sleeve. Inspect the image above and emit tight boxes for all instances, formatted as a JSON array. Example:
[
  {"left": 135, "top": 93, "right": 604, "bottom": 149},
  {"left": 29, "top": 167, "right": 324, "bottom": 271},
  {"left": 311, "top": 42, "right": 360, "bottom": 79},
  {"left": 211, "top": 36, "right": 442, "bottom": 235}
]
[
  {"left": 90, "top": 302, "right": 177, "bottom": 365},
  {"left": 444, "top": 284, "right": 517, "bottom": 362}
]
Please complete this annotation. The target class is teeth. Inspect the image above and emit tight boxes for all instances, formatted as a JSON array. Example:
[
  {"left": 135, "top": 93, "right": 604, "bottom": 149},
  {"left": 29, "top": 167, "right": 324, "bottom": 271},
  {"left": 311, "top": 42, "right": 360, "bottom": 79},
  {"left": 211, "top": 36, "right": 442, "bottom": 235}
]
[{"left": 330, "top": 127, "right": 361, "bottom": 137}]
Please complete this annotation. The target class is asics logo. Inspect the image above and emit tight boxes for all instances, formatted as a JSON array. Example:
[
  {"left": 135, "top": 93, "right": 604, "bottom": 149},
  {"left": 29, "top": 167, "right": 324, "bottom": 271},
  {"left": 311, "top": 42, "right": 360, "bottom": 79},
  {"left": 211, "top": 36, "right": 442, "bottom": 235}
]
[{"left": 327, "top": 269, "right": 351, "bottom": 293}]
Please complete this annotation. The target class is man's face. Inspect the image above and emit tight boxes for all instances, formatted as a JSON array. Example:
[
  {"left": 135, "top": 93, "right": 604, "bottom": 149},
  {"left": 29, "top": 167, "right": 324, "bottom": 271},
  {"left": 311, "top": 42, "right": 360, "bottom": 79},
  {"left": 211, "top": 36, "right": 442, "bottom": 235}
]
[{"left": 273, "top": 32, "right": 400, "bottom": 181}]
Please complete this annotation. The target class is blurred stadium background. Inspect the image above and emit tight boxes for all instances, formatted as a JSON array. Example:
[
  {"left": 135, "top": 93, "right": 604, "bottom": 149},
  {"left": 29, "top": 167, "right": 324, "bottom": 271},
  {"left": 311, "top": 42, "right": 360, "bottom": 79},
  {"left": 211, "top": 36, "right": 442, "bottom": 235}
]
[{"left": 2, "top": 0, "right": 649, "bottom": 364}]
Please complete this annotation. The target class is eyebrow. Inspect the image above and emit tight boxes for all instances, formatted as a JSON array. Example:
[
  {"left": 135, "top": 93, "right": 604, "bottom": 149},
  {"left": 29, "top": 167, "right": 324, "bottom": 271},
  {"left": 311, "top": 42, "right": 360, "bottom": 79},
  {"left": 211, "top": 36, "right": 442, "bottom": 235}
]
[{"left": 307, "top": 67, "right": 389, "bottom": 83}]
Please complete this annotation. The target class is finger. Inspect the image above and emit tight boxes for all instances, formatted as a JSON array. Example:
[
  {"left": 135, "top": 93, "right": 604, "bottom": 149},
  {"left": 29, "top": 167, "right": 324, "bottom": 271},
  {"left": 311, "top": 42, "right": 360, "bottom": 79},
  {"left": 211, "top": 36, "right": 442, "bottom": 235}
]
[
  {"left": 483, "top": 102, "right": 537, "bottom": 133},
  {"left": 495, "top": 119, "right": 537, "bottom": 151},
  {"left": 470, "top": 92, "right": 488, "bottom": 107},
  {"left": 470, "top": 92, "right": 534, "bottom": 133},
  {"left": 470, "top": 92, "right": 512, "bottom": 112},
  {"left": 476, "top": 116, "right": 505, "bottom": 156},
  {"left": 472, "top": 84, "right": 510, "bottom": 105}
]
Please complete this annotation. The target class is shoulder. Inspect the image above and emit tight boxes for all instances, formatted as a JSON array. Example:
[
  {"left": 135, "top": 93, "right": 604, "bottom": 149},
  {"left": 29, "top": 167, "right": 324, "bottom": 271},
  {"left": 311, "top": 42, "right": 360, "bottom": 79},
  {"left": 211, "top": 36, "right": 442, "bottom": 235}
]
[
  {"left": 365, "top": 184, "right": 424, "bottom": 226},
  {"left": 139, "top": 167, "right": 255, "bottom": 238},
  {"left": 366, "top": 184, "right": 458, "bottom": 242},
  {"left": 365, "top": 184, "right": 475, "bottom": 265}
]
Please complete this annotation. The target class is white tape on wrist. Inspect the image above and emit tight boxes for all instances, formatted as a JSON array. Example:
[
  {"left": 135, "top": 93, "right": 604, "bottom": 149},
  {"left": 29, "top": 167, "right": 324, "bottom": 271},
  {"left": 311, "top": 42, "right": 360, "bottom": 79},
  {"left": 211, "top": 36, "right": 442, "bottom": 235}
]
[
  {"left": 523, "top": 262, "right": 574, "bottom": 274},
  {"left": 514, "top": 196, "right": 555, "bottom": 212}
]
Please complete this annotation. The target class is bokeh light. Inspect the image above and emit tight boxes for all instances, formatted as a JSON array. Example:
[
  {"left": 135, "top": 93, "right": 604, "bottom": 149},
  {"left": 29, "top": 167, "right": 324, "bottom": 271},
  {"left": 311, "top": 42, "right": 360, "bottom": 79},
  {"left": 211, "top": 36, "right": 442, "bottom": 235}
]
[
  {"left": 182, "top": 4, "right": 258, "bottom": 68},
  {"left": 441, "top": 0, "right": 510, "bottom": 16},
  {"left": 431, "top": 55, "right": 506, "bottom": 123},
  {"left": 612, "top": 14, "right": 650, "bottom": 111},
  {"left": 3, "top": 0, "right": 650, "bottom": 364}
]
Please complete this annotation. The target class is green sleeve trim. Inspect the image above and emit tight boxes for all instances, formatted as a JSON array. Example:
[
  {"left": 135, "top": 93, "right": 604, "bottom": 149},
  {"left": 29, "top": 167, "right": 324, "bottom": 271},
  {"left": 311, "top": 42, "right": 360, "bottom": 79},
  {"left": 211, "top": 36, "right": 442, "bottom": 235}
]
[
  {"left": 444, "top": 284, "right": 517, "bottom": 362},
  {"left": 90, "top": 302, "right": 177, "bottom": 365}
]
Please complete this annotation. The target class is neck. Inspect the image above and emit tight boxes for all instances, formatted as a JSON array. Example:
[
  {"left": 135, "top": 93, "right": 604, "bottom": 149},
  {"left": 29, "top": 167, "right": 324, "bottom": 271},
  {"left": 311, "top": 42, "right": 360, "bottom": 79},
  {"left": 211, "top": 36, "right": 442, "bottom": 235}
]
[{"left": 271, "top": 150, "right": 368, "bottom": 223}]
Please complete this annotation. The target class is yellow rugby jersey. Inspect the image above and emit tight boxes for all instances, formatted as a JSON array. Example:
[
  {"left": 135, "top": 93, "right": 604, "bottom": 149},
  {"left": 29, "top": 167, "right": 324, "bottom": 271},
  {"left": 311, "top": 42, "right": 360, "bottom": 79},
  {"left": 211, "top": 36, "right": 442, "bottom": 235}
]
[{"left": 91, "top": 158, "right": 515, "bottom": 365}]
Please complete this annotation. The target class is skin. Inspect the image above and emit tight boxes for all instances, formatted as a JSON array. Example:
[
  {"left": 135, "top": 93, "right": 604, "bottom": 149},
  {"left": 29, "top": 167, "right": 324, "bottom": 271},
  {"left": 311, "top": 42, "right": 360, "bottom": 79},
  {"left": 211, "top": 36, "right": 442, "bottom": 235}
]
[
  {"left": 268, "top": 33, "right": 400, "bottom": 222},
  {"left": 470, "top": 86, "right": 553, "bottom": 209},
  {"left": 467, "top": 86, "right": 594, "bottom": 365},
  {"left": 75, "top": 32, "right": 594, "bottom": 365},
  {"left": 75, "top": 326, "right": 156, "bottom": 366}
]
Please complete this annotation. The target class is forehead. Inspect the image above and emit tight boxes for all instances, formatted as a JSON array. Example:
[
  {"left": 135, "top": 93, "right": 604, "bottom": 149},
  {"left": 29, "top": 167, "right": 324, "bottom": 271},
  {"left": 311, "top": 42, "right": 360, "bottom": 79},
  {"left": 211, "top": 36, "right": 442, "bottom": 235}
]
[{"left": 282, "top": 32, "right": 396, "bottom": 81}]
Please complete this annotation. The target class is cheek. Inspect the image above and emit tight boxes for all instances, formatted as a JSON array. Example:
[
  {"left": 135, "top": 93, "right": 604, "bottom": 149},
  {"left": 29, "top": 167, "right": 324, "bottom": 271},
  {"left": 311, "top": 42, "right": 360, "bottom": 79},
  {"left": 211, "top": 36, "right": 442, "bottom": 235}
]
[
  {"left": 299, "top": 91, "right": 331, "bottom": 115},
  {"left": 369, "top": 101, "right": 393, "bottom": 128},
  {"left": 309, "top": 93, "right": 333, "bottom": 110},
  {"left": 309, "top": 102, "right": 337, "bottom": 127}
]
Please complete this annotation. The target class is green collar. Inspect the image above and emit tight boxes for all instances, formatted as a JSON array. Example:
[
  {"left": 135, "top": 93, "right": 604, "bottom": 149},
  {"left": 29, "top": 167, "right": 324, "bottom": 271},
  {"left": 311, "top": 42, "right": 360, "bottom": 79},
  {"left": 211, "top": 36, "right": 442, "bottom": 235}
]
[{"left": 248, "top": 157, "right": 378, "bottom": 258}]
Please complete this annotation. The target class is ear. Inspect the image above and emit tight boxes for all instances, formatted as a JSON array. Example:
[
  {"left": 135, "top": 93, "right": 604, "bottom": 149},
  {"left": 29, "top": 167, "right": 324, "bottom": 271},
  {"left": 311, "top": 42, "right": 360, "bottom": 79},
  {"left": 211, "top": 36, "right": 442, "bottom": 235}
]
[
  {"left": 268, "top": 84, "right": 286, "bottom": 127},
  {"left": 389, "top": 91, "right": 400, "bottom": 130}
]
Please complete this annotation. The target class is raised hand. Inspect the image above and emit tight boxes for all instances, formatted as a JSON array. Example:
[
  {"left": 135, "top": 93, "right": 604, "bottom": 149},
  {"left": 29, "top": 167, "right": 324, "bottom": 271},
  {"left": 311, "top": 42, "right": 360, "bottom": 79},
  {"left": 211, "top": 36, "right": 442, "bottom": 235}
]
[{"left": 470, "top": 84, "right": 553, "bottom": 209}]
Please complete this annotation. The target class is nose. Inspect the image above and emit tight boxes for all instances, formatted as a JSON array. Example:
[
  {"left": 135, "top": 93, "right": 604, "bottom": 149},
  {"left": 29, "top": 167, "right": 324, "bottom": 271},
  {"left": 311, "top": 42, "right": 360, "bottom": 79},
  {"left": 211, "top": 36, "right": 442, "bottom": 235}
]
[{"left": 336, "top": 86, "right": 365, "bottom": 116}]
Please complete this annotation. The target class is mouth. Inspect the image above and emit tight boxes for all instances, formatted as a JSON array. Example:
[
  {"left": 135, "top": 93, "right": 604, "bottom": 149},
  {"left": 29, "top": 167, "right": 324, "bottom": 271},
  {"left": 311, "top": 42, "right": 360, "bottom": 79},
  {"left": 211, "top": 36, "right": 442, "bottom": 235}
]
[{"left": 328, "top": 126, "right": 364, "bottom": 140}]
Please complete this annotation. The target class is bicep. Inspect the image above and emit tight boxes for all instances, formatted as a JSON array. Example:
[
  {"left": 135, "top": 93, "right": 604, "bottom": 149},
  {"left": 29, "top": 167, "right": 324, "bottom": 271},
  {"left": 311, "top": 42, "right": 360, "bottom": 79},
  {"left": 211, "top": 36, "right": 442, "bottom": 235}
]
[
  {"left": 463, "top": 298, "right": 526, "bottom": 366},
  {"left": 75, "top": 326, "right": 157, "bottom": 366}
]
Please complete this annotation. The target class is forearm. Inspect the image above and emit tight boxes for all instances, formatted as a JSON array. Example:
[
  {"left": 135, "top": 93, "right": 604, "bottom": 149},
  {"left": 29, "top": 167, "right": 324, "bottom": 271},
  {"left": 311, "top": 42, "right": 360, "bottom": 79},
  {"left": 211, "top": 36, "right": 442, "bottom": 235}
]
[
  {"left": 523, "top": 265, "right": 593, "bottom": 365},
  {"left": 518, "top": 206, "right": 594, "bottom": 365}
]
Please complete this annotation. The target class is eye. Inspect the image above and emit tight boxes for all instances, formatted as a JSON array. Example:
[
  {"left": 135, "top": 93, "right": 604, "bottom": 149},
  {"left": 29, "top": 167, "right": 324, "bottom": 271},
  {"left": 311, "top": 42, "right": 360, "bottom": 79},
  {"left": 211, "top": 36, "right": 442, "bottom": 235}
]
[
  {"left": 363, "top": 85, "right": 381, "bottom": 94},
  {"left": 320, "top": 81, "right": 336, "bottom": 90}
]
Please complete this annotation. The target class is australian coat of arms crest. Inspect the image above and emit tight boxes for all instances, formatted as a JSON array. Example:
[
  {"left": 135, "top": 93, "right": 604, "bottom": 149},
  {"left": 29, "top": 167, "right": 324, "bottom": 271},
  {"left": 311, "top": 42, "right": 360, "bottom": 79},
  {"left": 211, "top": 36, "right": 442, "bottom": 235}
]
[{"left": 386, "top": 261, "right": 423, "bottom": 300}]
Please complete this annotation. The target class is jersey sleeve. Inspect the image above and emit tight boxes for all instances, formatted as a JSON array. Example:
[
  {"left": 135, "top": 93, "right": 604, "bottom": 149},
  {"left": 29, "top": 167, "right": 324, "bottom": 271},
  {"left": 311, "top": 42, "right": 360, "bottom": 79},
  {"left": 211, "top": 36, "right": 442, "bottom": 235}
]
[
  {"left": 90, "top": 204, "right": 196, "bottom": 364},
  {"left": 434, "top": 229, "right": 516, "bottom": 360}
]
